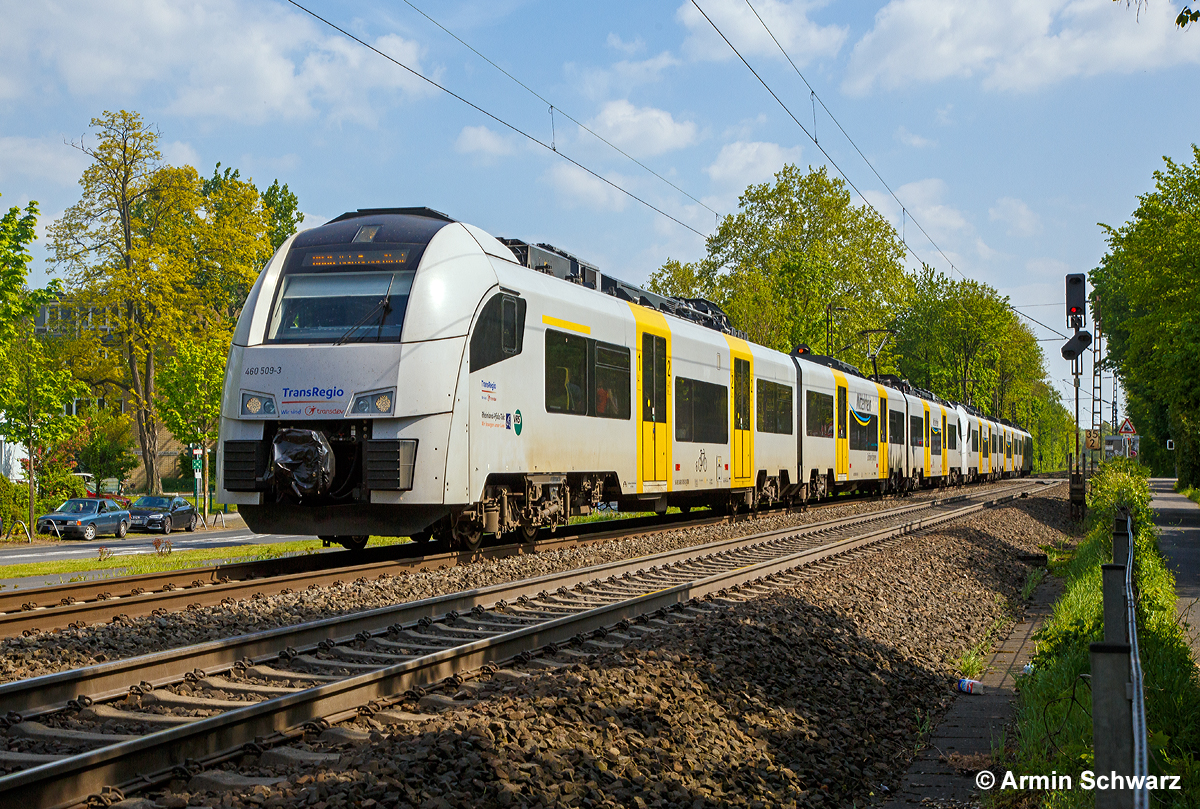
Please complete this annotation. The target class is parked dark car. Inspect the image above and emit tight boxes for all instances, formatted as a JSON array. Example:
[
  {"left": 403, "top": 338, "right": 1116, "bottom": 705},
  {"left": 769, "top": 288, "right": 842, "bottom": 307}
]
[
  {"left": 127, "top": 496, "right": 199, "bottom": 534},
  {"left": 36, "top": 498, "right": 131, "bottom": 540}
]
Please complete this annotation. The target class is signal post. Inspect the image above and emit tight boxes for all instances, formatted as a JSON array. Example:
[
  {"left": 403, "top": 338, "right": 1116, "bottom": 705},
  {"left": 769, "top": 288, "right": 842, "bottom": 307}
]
[{"left": 1062, "top": 274, "right": 1092, "bottom": 522}]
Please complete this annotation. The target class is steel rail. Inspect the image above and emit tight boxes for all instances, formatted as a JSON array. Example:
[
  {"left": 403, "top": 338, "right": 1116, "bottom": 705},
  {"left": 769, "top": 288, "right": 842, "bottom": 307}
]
[
  {"left": 0, "top": 479, "right": 1026, "bottom": 634},
  {"left": 0, "top": 490, "right": 977, "bottom": 719},
  {"left": 0, "top": 481, "right": 1054, "bottom": 808},
  {"left": 0, "top": 472, "right": 1032, "bottom": 619}
]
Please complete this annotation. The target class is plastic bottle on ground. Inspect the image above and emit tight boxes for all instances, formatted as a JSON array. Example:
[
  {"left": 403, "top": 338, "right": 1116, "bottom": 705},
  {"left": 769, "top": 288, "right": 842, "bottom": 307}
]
[{"left": 957, "top": 678, "right": 984, "bottom": 694}]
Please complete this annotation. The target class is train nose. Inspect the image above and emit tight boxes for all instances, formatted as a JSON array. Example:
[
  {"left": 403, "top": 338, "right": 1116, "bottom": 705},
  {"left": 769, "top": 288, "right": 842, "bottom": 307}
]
[{"left": 268, "top": 428, "right": 336, "bottom": 500}]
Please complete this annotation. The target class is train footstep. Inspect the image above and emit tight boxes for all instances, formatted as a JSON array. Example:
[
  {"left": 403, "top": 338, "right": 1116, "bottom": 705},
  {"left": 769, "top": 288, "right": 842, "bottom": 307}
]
[{"left": 187, "top": 770, "right": 286, "bottom": 792}]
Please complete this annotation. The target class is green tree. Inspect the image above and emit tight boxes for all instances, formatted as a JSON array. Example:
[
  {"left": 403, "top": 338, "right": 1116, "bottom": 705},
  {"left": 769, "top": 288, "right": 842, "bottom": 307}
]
[
  {"left": 157, "top": 332, "right": 228, "bottom": 521},
  {"left": 0, "top": 325, "right": 84, "bottom": 534},
  {"left": 1091, "top": 144, "right": 1200, "bottom": 485},
  {"left": 0, "top": 197, "right": 60, "bottom": 359},
  {"left": 261, "top": 179, "right": 304, "bottom": 253},
  {"left": 75, "top": 408, "right": 139, "bottom": 489},
  {"left": 649, "top": 164, "right": 912, "bottom": 366},
  {"left": 49, "top": 110, "right": 200, "bottom": 495}
]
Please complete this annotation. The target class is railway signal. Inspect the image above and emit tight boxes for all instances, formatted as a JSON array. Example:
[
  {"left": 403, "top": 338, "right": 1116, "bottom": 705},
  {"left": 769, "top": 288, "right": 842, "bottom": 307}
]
[
  {"left": 1060, "top": 329, "right": 1093, "bottom": 361},
  {"left": 1066, "top": 273, "right": 1087, "bottom": 325}
]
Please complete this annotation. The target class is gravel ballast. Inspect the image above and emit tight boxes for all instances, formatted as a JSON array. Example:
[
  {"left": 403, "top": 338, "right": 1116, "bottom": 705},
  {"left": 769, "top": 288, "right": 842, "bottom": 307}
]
[
  {"left": 0, "top": 486, "right": 1007, "bottom": 685},
  {"left": 143, "top": 486, "right": 1071, "bottom": 809}
]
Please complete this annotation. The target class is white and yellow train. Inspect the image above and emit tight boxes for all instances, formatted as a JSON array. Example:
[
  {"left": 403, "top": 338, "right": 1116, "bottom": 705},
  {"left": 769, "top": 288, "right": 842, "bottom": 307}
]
[{"left": 218, "top": 208, "right": 1032, "bottom": 551}]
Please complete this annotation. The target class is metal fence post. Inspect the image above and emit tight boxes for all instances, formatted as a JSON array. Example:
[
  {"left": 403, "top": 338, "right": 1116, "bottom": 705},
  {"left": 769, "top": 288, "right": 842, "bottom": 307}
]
[
  {"left": 1091, "top": 642, "right": 1134, "bottom": 809},
  {"left": 1102, "top": 564, "right": 1128, "bottom": 643}
]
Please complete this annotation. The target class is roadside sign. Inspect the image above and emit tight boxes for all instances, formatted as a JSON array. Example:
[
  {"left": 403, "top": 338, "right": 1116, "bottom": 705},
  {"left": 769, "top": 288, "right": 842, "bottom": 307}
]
[
  {"left": 194, "top": 470, "right": 202, "bottom": 479},
  {"left": 1129, "top": 436, "right": 1140, "bottom": 458},
  {"left": 1085, "top": 429, "right": 1101, "bottom": 450},
  {"left": 1118, "top": 418, "right": 1136, "bottom": 435},
  {"left": 192, "top": 458, "right": 202, "bottom": 472}
]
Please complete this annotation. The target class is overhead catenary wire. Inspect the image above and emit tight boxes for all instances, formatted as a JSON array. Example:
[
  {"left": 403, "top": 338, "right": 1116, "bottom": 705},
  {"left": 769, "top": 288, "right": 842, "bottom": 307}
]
[
  {"left": 724, "top": 0, "right": 1068, "bottom": 340},
  {"left": 284, "top": 0, "right": 708, "bottom": 239},
  {"left": 399, "top": 0, "right": 719, "bottom": 223}
]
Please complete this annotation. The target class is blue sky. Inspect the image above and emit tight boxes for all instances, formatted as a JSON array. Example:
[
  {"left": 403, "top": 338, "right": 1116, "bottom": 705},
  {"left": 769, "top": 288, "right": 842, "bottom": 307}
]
[{"left": 3, "top": 0, "right": 1198, "bottom": 426}]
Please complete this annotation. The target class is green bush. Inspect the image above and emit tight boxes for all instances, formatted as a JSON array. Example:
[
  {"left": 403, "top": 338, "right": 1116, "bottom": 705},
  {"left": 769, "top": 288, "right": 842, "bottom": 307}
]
[
  {"left": 0, "top": 474, "right": 20, "bottom": 539},
  {"left": 1007, "top": 459, "right": 1200, "bottom": 807}
]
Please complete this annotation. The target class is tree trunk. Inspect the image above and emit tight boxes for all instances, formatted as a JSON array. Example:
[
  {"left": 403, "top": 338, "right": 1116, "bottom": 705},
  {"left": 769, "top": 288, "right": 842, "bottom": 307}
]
[{"left": 27, "top": 455, "right": 35, "bottom": 542}]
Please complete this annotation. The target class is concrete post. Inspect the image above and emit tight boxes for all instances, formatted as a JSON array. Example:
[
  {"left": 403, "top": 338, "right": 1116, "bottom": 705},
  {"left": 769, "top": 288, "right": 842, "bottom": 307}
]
[
  {"left": 1112, "top": 514, "right": 1130, "bottom": 567},
  {"left": 1091, "top": 642, "right": 1134, "bottom": 809},
  {"left": 1101, "top": 564, "right": 1128, "bottom": 643}
]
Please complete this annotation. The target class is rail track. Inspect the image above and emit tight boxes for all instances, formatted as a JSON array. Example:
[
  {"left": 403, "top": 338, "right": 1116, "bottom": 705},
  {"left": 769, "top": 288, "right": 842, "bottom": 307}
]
[
  {"left": 0, "top": 480, "right": 1026, "bottom": 638},
  {"left": 0, "top": 479, "right": 1057, "bottom": 808}
]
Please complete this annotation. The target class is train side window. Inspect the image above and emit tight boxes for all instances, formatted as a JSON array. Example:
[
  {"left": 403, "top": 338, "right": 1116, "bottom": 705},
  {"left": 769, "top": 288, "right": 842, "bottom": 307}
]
[
  {"left": 545, "top": 329, "right": 588, "bottom": 415},
  {"left": 909, "top": 415, "right": 923, "bottom": 447},
  {"left": 972, "top": 429, "right": 979, "bottom": 453},
  {"left": 837, "top": 387, "right": 847, "bottom": 440},
  {"left": 849, "top": 408, "right": 878, "bottom": 452},
  {"left": 756, "top": 380, "right": 793, "bottom": 435},
  {"left": 594, "top": 343, "right": 630, "bottom": 420},
  {"left": 889, "top": 410, "right": 905, "bottom": 445},
  {"left": 930, "top": 423, "right": 942, "bottom": 456},
  {"left": 676, "top": 377, "right": 728, "bottom": 443},
  {"left": 948, "top": 423, "right": 958, "bottom": 451},
  {"left": 879, "top": 397, "right": 888, "bottom": 444},
  {"left": 470, "top": 294, "right": 526, "bottom": 373},
  {"left": 805, "top": 391, "right": 835, "bottom": 438},
  {"left": 734, "top": 359, "right": 751, "bottom": 431}
]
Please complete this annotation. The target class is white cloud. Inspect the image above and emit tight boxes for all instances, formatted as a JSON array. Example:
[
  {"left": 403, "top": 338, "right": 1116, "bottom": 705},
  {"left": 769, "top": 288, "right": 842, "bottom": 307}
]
[
  {"left": 844, "top": 0, "right": 1200, "bottom": 95},
  {"left": 894, "top": 178, "right": 969, "bottom": 238},
  {"left": 895, "top": 125, "right": 936, "bottom": 148},
  {"left": 989, "top": 196, "right": 1041, "bottom": 237},
  {"left": 545, "top": 163, "right": 628, "bottom": 212},
  {"left": 936, "top": 104, "right": 955, "bottom": 125},
  {"left": 585, "top": 100, "right": 697, "bottom": 157},
  {"left": 606, "top": 33, "right": 645, "bottom": 55},
  {"left": 162, "top": 140, "right": 201, "bottom": 169},
  {"left": 705, "top": 141, "right": 803, "bottom": 188},
  {"left": 0, "top": 0, "right": 435, "bottom": 124},
  {"left": 676, "top": 0, "right": 847, "bottom": 64},
  {"left": 0, "top": 136, "right": 89, "bottom": 187},
  {"left": 570, "top": 52, "right": 681, "bottom": 100},
  {"left": 455, "top": 125, "right": 514, "bottom": 157}
]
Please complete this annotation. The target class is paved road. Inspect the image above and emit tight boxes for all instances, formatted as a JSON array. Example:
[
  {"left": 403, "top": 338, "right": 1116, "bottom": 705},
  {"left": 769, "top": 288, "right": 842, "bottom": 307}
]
[{"left": 1149, "top": 477, "right": 1200, "bottom": 660}]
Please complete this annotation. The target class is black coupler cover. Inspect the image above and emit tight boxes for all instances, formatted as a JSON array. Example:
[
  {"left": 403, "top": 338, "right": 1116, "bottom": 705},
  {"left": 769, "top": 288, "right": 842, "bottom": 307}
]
[{"left": 268, "top": 428, "right": 336, "bottom": 500}]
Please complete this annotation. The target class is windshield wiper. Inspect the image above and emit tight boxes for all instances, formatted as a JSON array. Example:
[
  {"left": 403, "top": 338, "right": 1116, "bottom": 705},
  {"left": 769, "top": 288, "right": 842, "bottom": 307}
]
[{"left": 333, "top": 275, "right": 395, "bottom": 346}]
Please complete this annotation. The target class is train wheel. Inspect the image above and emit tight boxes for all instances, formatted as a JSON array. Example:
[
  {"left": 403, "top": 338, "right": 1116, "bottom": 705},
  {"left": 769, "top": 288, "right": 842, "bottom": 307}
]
[
  {"left": 339, "top": 536, "right": 368, "bottom": 552},
  {"left": 453, "top": 522, "right": 483, "bottom": 553},
  {"left": 519, "top": 523, "right": 539, "bottom": 543}
]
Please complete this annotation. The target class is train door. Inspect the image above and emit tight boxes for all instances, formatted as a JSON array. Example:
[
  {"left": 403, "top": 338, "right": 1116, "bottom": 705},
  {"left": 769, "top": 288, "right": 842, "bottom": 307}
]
[
  {"left": 723, "top": 335, "right": 754, "bottom": 489},
  {"left": 941, "top": 410, "right": 948, "bottom": 478},
  {"left": 733, "top": 358, "right": 752, "bottom": 484},
  {"left": 834, "top": 374, "right": 849, "bottom": 481},
  {"left": 876, "top": 388, "right": 889, "bottom": 483},
  {"left": 640, "top": 332, "right": 668, "bottom": 485},
  {"left": 923, "top": 404, "right": 931, "bottom": 478}
]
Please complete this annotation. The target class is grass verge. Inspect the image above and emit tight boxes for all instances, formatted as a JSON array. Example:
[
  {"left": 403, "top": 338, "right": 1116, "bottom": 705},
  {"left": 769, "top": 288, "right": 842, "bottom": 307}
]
[
  {"left": 1000, "top": 459, "right": 1200, "bottom": 807},
  {"left": 0, "top": 537, "right": 412, "bottom": 585}
]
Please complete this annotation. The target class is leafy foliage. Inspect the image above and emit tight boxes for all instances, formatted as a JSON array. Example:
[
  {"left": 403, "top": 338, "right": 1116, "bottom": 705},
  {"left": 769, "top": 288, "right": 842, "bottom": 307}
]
[
  {"left": 649, "top": 164, "right": 912, "bottom": 366},
  {"left": 75, "top": 408, "right": 139, "bottom": 486},
  {"left": 1009, "top": 460, "right": 1199, "bottom": 806},
  {"left": 1091, "top": 145, "right": 1200, "bottom": 484},
  {"left": 261, "top": 179, "right": 305, "bottom": 253},
  {"left": 649, "top": 162, "right": 1071, "bottom": 471}
]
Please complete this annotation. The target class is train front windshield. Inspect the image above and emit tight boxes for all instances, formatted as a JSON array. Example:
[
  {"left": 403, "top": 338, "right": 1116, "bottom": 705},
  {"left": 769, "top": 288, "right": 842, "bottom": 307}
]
[{"left": 266, "top": 269, "right": 415, "bottom": 344}]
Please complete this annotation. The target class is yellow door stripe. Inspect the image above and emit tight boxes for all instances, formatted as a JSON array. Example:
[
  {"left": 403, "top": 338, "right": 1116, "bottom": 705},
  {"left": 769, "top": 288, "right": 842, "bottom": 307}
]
[{"left": 542, "top": 314, "right": 590, "bottom": 334}]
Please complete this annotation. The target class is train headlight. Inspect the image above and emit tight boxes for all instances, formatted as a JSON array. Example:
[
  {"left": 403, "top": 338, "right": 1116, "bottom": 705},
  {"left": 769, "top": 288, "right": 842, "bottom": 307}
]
[
  {"left": 241, "top": 392, "right": 277, "bottom": 417},
  {"left": 348, "top": 388, "right": 395, "bottom": 416}
]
